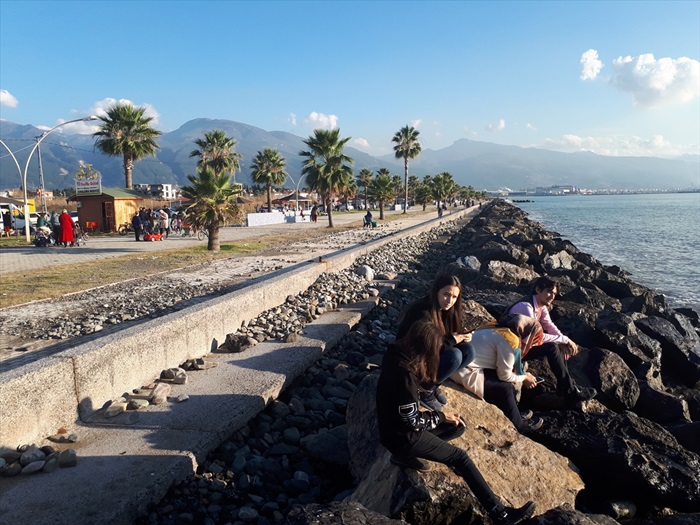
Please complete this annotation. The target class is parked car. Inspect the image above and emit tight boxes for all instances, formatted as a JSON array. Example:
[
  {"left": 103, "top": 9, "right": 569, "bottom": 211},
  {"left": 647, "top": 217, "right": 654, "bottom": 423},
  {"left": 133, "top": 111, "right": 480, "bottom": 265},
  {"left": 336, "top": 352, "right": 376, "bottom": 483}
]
[{"left": 69, "top": 211, "right": 79, "bottom": 225}]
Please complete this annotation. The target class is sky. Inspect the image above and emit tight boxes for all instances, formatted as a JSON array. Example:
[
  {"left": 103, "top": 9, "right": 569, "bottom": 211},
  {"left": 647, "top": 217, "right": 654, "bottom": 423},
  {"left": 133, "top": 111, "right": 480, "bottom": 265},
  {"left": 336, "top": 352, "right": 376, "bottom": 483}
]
[{"left": 1, "top": 0, "right": 699, "bottom": 159}]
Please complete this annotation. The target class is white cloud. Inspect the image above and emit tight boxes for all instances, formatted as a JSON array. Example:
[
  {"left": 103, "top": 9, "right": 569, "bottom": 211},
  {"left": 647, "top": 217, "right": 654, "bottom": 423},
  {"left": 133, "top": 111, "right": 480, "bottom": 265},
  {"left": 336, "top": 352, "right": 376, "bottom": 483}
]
[
  {"left": 463, "top": 126, "right": 478, "bottom": 137},
  {"left": 289, "top": 113, "right": 297, "bottom": 126},
  {"left": 485, "top": 119, "right": 506, "bottom": 132},
  {"left": 542, "top": 133, "right": 698, "bottom": 157},
  {"left": 410, "top": 119, "right": 423, "bottom": 129},
  {"left": 352, "top": 138, "right": 370, "bottom": 148},
  {"left": 580, "top": 49, "right": 603, "bottom": 80},
  {"left": 0, "top": 89, "right": 19, "bottom": 107},
  {"left": 609, "top": 53, "right": 700, "bottom": 107},
  {"left": 305, "top": 111, "right": 338, "bottom": 129},
  {"left": 526, "top": 123, "right": 537, "bottom": 132},
  {"left": 50, "top": 98, "right": 162, "bottom": 134}
]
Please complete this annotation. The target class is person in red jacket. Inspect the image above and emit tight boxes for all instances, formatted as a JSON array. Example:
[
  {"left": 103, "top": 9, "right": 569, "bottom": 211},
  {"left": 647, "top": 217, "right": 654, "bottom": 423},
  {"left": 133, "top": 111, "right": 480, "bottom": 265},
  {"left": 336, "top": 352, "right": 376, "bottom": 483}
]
[
  {"left": 58, "top": 209, "right": 75, "bottom": 247},
  {"left": 376, "top": 321, "right": 536, "bottom": 525}
]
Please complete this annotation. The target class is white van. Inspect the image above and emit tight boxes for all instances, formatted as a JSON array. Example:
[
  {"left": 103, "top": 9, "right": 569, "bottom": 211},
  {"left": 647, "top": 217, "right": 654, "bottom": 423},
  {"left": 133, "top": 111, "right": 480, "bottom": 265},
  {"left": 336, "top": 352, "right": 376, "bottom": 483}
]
[{"left": 0, "top": 203, "right": 33, "bottom": 233}]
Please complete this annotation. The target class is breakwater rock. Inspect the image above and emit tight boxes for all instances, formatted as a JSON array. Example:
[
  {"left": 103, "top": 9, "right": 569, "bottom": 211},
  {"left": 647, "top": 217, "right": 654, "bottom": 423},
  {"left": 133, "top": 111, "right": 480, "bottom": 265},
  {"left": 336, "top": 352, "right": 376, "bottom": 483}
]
[{"left": 137, "top": 200, "right": 700, "bottom": 525}]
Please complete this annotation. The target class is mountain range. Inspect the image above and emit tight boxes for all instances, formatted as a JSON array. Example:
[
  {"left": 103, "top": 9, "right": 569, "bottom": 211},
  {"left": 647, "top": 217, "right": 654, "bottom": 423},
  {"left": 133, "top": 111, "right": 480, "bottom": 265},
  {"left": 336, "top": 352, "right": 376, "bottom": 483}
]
[{"left": 1, "top": 118, "right": 698, "bottom": 192}]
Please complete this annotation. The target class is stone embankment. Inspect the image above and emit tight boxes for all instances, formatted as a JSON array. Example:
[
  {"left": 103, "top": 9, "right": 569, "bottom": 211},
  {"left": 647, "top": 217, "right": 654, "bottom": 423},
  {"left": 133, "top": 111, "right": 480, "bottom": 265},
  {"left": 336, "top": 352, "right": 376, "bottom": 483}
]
[{"left": 128, "top": 200, "right": 698, "bottom": 525}]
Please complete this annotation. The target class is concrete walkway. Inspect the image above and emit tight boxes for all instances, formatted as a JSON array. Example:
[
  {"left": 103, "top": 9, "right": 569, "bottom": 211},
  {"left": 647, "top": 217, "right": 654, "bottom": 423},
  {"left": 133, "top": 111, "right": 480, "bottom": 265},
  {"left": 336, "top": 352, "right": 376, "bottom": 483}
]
[
  {"left": 0, "top": 207, "right": 459, "bottom": 276},
  {"left": 0, "top": 205, "right": 476, "bottom": 525}
]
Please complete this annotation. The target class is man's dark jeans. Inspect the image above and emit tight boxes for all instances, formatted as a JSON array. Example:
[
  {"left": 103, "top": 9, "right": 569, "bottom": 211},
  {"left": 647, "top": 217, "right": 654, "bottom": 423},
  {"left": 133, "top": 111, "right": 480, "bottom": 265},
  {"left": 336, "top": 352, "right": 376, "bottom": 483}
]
[{"left": 523, "top": 342, "right": 575, "bottom": 395}]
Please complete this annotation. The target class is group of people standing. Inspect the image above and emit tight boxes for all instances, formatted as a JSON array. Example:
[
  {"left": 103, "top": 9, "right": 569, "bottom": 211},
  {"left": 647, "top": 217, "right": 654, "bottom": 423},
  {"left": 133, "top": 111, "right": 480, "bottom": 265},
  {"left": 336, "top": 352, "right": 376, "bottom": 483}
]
[
  {"left": 34, "top": 209, "right": 78, "bottom": 247},
  {"left": 130, "top": 207, "right": 175, "bottom": 241},
  {"left": 377, "top": 273, "right": 596, "bottom": 524}
]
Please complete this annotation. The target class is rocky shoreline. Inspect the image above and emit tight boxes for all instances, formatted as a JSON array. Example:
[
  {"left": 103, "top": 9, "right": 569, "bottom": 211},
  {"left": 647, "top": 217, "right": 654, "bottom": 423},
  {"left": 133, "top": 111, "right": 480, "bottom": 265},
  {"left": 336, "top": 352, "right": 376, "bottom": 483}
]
[{"left": 122, "top": 199, "right": 700, "bottom": 525}]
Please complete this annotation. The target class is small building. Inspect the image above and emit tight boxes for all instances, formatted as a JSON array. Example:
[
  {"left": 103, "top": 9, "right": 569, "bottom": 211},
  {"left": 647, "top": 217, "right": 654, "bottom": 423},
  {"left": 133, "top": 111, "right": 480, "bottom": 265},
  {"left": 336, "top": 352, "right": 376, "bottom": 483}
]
[{"left": 69, "top": 188, "right": 144, "bottom": 232}]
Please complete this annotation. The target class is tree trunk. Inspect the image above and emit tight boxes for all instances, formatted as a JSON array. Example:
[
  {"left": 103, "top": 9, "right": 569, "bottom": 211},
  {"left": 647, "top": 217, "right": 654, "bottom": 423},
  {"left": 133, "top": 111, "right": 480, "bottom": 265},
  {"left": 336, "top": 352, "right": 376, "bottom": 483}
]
[
  {"left": 124, "top": 153, "right": 134, "bottom": 189},
  {"left": 208, "top": 225, "right": 220, "bottom": 252},
  {"left": 379, "top": 200, "right": 385, "bottom": 220},
  {"left": 267, "top": 184, "right": 273, "bottom": 213},
  {"left": 326, "top": 197, "right": 334, "bottom": 228},
  {"left": 403, "top": 158, "right": 409, "bottom": 213}
]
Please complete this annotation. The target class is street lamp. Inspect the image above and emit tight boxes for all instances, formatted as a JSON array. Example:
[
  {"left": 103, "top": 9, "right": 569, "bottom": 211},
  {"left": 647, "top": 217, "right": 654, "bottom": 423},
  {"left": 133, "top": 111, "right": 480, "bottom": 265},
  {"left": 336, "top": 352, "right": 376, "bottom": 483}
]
[
  {"left": 285, "top": 173, "right": 308, "bottom": 214},
  {"left": 21, "top": 116, "right": 99, "bottom": 242}
]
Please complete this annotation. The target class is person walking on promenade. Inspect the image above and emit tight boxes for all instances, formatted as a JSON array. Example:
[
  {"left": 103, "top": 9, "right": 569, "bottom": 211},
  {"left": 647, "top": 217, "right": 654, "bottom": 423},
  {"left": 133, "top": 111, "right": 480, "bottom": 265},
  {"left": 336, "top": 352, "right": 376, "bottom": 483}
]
[
  {"left": 505, "top": 276, "right": 597, "bottom": 403},
  {"left": 377, "top": 321, "right": 536, "bottom": 525},
  {"left": 50, "top": 210, "right": 61, "bottom": 240},
  {"left": 452, "top": 314, "right": 544, "bottom": 434},
  {"left": 310, "top": 205, "right": 318, "bottom": 223},
  {"left": 158, "top": 208, "right": 169, "bottom": 238},
  {"left": 131, "top": 212, "right": 143, "bottom": 241},
  {"left": 58, "top": 209, "right": 75, "bottom": 247},
  {"left": 397, "top": 273, "right": 475, "bottom": 411}
]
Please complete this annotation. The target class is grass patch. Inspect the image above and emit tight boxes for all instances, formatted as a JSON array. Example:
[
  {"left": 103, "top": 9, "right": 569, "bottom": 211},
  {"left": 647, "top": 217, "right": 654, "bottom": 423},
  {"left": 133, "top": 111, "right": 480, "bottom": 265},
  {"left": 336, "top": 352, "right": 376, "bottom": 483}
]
[{"left": 1, "top": 239, "right": 272, "bottom": 307}]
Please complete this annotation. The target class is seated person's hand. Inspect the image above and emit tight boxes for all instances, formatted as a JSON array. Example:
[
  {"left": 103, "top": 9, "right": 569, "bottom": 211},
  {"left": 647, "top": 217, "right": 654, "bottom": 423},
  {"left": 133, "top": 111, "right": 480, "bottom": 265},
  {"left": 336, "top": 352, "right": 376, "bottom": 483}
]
[
  {"left": 522, "top": 372, "right": 539, "bottom": 389},
  {"left": 443, "top": 411, "right": 465, "bottom": 426},
  {"left": 454, "top": 331, "right": 473, "bottom": 343},
  {"left": 562, "top": 340, "right": 579, "bottom": 360}
]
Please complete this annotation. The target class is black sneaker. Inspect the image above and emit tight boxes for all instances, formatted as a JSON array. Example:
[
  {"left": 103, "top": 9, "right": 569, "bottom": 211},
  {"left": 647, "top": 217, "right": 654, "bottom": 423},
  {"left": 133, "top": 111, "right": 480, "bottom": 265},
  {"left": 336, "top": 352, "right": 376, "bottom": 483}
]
[
  {"left": 490, "top": 501, "right": 536, "bottom": 525},
  {"left": 419, "top": 390, "right": 443, "bottom": 412},
  {"left": 518, "top": 417, "right": 543, "bottom": 435},
  {"left": 390, "top": 455, "right": 431, "bottom": 472},
  {"left": 520, "top": 410, "right": 533, "bottom": 421},
  {"left": 434, "top": 386, "right": 448, "bottom": 405},
  {"left": 565, "top": 385, "right": 597, "bottom": 402}
]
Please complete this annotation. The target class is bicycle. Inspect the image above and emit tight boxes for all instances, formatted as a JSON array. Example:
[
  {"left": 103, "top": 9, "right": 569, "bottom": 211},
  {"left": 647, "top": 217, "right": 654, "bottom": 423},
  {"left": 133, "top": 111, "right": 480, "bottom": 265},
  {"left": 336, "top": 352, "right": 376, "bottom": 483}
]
[
  {"left": 196, "top": 228, "right": 209, "bottom": 241},
  {"left": 118, "top": 223, "right": 134, "bottom": 236}
]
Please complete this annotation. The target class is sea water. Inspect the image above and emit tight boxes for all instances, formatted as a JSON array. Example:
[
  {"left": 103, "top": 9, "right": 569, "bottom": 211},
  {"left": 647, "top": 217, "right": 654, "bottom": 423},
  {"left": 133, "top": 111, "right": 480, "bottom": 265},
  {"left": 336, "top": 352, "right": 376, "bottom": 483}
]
[{"left": 513, "top": 193, "right": 700, "bottom": 311}]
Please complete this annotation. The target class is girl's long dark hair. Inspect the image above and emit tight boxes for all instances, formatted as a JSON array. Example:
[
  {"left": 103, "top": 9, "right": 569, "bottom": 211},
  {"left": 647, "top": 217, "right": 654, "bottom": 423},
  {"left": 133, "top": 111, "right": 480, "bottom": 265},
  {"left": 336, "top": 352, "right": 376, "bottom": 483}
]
[
  {"left": 399, "top": 321, "right": 443, "bottom": 384},
  {"left": 428, "top": 273, "right": 463, "bottom": 335}
]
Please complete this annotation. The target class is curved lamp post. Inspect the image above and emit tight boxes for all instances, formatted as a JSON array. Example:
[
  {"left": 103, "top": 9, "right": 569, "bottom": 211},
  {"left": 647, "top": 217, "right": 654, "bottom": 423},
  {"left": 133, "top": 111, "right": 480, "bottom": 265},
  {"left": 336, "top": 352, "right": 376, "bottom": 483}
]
[
  {"left": 21, "top": 116, "right": 99, "bottom": 242},
  {"left": 284, "top": 173, "right": 308, "bottom": 213}
]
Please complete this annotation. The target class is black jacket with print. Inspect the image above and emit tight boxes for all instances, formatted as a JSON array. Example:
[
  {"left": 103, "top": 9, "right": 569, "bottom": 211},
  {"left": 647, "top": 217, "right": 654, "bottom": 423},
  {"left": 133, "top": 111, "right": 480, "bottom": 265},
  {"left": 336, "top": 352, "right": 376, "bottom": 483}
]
[{"left": 376, "top": 343, "right": 446, "bottom": 453}]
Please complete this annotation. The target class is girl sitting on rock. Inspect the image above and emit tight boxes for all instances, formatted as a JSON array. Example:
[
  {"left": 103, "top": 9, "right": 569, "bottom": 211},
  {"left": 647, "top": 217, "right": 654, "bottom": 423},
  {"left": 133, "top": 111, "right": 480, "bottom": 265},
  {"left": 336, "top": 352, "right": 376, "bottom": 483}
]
[
  {"left": 376, "top": 320, "right": 536, "bottom": 525},
  {"left": 397, "top": 273, "right": 474, "bottom": 411}
]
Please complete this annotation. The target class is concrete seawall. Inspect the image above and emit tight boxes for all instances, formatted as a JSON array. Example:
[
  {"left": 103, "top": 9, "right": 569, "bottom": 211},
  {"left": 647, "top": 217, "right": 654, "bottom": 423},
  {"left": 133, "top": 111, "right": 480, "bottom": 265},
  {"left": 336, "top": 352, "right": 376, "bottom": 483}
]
[{"left": 0, "top": 208, "right": 471, "bottom": 453}]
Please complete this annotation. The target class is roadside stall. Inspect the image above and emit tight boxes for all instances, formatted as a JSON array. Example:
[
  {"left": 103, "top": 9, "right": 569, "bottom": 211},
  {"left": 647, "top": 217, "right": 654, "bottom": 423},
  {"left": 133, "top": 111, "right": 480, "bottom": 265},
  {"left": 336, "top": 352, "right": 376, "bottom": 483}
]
[{"left": 69, "top": 188, "right": 144, "bottom": 233}]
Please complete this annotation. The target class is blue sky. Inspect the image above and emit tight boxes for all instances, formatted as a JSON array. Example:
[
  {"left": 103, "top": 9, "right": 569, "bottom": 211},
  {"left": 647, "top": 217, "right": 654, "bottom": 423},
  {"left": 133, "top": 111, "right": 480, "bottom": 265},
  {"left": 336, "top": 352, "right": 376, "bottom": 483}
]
[{"left": 1, "top": 0, "right": 699, "bottom": 158}]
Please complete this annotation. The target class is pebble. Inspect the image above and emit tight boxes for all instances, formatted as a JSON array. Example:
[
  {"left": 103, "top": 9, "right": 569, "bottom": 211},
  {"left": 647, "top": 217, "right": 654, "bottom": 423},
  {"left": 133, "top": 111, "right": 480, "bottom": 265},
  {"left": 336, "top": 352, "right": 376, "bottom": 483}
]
[{"left": 132, "top": 219, "right": 467, "bottom": 525}]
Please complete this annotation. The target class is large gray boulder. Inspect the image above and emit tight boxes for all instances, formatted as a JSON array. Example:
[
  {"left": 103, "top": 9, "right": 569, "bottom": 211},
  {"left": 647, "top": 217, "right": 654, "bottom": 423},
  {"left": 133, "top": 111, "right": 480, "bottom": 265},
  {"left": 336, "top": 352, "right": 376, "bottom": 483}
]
[
  {"left": 534, "top": 410, "right": 700, "bottom": 512},
  {"left": 346, "top": 375, "right": 584, "bottom": 524},
  {"left": 284, "top": 501, "right": 408, "bottom": 525}
]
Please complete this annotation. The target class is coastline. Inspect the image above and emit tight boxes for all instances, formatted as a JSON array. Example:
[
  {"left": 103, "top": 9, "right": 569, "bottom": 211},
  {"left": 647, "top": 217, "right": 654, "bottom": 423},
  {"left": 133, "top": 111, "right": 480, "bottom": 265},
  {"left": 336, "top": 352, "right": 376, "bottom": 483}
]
[
  {"left": 1, "top": 200, "right": 698, "bottom": 524},
  {"left": 510, "top": 193, "right": 700, "bottom": 312}
]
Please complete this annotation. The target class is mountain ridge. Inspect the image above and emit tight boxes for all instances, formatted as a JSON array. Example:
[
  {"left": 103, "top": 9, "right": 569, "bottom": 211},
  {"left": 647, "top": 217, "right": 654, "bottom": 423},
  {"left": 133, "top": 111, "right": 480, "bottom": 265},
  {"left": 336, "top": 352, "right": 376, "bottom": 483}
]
[{"left": 1, "top": 118, "right": 698, "bottom": 192}]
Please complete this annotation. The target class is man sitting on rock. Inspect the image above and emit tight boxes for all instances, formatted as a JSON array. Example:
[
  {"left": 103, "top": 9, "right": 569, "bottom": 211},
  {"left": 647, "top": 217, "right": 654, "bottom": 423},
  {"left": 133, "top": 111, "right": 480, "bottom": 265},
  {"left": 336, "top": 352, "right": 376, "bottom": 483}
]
[
  {"left": 451, "top": 315, "right": 544, "bottom": 434},
  {"left": 505, "top": 276, "right": 597, "bottom": 403}
]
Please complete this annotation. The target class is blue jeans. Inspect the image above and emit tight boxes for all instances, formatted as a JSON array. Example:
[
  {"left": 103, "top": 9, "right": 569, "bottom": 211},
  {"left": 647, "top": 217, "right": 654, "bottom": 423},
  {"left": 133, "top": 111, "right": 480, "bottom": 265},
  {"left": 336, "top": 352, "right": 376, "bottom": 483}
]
[{"left": 436, "top": 342, "right": 475, "bottom": 384}]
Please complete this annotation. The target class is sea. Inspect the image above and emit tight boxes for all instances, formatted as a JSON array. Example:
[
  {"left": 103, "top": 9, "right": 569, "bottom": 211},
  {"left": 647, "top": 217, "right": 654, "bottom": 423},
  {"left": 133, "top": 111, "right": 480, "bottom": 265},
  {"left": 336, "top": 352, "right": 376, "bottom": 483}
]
[{"left": 511, "top": 193, "right": 700, "bottom": 312}]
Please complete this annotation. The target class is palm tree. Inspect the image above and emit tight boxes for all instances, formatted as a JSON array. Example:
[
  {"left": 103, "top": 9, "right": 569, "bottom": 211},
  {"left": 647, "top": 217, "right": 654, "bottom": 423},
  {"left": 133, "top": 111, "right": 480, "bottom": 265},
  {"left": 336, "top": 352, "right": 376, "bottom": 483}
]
[
  {"left": 408, "top": 175, "right": 420, "bottom": 205},
  {"left": 432, "top": 171, "right": 457, "bottom": 209},
  {"left": 299, "top": 129, "right": 354, "bottom": 228},
  {"left": 251, "top": 148, "right": 288, "bottom": 213},
  {"left": 391, "top": 174, "right": 403, "bottom": 206},
  {"left": 356, "top": 168, "right": 373, "bottom": 210},
  {"left": 93, "top": 103, "right": 162, "bottom": 189},
  {"left": 190, "top": 130, "right": 242, "bottom": 180},
  {"left": 414, "top": 182, "right": 433, "bottom": 211},
  {"left": 181, "top": 165, "right": 242, "bottom": 252},
  {"left": 392, "top": 125, "right": 421, "bottom": 213},
  {"left": 369, "top": 170, "right": 394, "bottom": 220}
]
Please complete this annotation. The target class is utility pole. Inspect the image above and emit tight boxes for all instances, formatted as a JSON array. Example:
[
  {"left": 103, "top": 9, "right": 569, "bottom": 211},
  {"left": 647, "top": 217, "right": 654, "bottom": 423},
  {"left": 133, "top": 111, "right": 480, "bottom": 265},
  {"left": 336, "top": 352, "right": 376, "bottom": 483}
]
[{"left": 35, "top": 134, "right": 48, "bottom": 214}]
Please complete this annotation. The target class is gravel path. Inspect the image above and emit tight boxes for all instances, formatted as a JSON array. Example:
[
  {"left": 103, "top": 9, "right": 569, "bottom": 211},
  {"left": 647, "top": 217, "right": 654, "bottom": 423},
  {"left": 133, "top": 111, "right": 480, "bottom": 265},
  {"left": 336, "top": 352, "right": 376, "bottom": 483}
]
[{"left": 0, "top": 211, "right": 461, "bottom": 364}]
